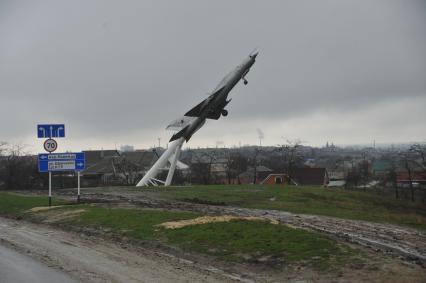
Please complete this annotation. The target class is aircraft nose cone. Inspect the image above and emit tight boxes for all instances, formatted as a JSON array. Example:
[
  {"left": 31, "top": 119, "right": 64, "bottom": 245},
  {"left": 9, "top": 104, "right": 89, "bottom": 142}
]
[{"left": 250, "top": 50, "right": 259, "bottom": 59}]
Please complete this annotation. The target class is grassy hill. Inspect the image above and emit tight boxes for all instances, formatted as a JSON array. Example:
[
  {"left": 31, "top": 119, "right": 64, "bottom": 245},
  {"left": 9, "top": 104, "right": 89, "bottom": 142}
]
[{"left": 140, "top": 185, "right": 426, "bottom": 230}]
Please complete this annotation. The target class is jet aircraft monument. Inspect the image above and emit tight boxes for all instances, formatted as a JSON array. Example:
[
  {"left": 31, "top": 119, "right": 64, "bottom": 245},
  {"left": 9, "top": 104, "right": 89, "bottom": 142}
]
[{"left": 136, "top": 50, "right": 258, "bottom": 186}]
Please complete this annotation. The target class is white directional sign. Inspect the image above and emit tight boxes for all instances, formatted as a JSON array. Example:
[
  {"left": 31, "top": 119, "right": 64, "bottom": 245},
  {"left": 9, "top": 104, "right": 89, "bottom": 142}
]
[
  {"left": 48, "top": 160, "right": 75, "bottom": 170},
  {"left": 43, "top": 139, "right": 58, "bottom": 153}
]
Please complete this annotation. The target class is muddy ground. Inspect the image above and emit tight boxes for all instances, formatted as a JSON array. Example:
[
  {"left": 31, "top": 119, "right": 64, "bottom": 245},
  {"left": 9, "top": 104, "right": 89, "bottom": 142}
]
[
  {"left": 4, "top": 187, "right": 426, "bottom": 282},
  {"left": 0, "top": 217, "right": 238, "bottom": 283},
  {"left": 54, "top": 187, "right": 426, "bottom": 265}
]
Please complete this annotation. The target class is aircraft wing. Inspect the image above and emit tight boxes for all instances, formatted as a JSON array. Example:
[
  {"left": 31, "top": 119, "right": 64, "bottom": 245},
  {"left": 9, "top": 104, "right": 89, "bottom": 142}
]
[
  {"left": 184, "top": 86, "right": 225, "bottom": 119},
  {"left": 184, "top": 99, "right": 209, "bottom": 118}
]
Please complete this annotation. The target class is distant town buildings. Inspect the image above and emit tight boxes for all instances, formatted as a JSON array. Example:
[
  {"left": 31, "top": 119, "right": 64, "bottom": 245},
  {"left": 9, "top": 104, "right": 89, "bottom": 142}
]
[
  {"left": 72, "top": 143, "right": 426, "bottom": 188},
  {"left": 1, "top": 142, "right": 424, "bottom": 191}
]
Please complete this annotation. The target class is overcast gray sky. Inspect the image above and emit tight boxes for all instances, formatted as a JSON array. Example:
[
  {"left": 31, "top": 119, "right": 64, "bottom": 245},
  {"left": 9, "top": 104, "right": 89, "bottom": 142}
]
[{"left": 1, "top": 0, "right": 425, "bottom": 153}]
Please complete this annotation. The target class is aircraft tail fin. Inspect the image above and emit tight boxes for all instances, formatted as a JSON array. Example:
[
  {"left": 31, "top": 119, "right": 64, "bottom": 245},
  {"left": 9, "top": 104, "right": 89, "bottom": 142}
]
[{"left": 166, "top": 116, "right": 196, "bottom": 131}]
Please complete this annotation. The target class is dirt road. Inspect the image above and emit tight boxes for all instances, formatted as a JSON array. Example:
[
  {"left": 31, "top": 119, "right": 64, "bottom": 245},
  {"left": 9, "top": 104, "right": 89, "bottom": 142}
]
[
  {"left": 3, "top": 189, "right": 426, "bottom": 282},
  {"left": 0, "top": 217, "right": 239, "bottom": 283}
]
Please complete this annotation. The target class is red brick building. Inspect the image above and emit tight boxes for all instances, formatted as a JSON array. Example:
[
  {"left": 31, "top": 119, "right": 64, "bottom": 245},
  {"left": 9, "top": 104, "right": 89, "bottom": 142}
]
[
  {"left": 261, "top": 174, "right": 289, "bottom": 185},
  {"left": 397, "top": 171, "right": 426, "bottom": 188},
  {"left": 260, "top": 168, "right": 329, "bottom": 186}
]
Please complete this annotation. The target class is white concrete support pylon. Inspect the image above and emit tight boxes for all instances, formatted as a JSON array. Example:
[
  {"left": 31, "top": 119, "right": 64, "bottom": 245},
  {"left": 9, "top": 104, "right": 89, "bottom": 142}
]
[
  {"left": 165, "top": 140, "right": 183, "bottom": 186},
  {"left": 136, "top": 137, "right": 185, "bottom": 186}
]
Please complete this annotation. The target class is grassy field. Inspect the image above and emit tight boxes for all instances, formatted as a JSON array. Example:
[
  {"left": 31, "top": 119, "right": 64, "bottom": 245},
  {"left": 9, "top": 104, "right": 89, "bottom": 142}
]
[
  {"left": 68, "top": 205, "right": 355, "bottom": 267},
  {"left": 0, "top": 192, "right": 360, "bottom": 268},
  {"left": 0, "top": 192, "right": 64, "bottom": 216},
  {"left": 141, "top": 185, "right": 426, "bottom": 230},
  {"left": 70, "top": 205, "right": 198, "bottom": 240},
  {"left": 164, "top": 219, "right": 356, "bottom": 267}
]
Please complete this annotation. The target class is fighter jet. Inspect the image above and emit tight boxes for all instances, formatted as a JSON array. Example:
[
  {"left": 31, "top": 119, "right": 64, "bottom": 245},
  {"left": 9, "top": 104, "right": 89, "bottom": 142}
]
[
  {"left": 136, "top": 51, "right": 258, "bottom": 186},
  {"left": 168, "top": 50, "right": 259, "bottom": 142}
]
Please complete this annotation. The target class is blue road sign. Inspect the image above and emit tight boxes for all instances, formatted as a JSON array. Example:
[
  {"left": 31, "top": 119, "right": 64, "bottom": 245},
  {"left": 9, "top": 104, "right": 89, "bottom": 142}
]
[
  {"left": 37, "top": 124, "right": 65, "bottom": 138},
  {"left": 38, "top": 152, "right": 85, "bottom": 172}
]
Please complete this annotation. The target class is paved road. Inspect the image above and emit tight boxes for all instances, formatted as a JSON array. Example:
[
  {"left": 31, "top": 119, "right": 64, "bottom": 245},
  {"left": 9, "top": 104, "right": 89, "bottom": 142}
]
[{"left": 0, "top": 244, "right": 77, "bottom": 283}]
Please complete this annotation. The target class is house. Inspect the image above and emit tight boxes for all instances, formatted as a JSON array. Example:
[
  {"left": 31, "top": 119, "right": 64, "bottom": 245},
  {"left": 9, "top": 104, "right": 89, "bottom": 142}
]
[
  {"left": 261, "top": 173, "right": 289, "bottom": 185},
  {"left": 120, "top": 151, "right": 158, "bottom": 169},
  {"left": 82, "top": 150, "right": 120, "bottom": 186},
  {"left": 396, "top": 171, "right": 426, "bottom": 188},
  {"left": 328, "top": 170, "right": 345, "bottom": 180},
  {"left": 209, "top": 158, "right": 229, "bottom": 178},
  {"left": 81, "top": 149, "right": 159, "bottom": 186},
  {"left": 327, "top": 170, "right": 346, "bottom": 187},
  {"left": 84, "top": 150, "right": 120, "bottom": 167},
  {"left": 82, "top": 158, "right": 117, "bottom": 185},
  {"left": 237, "top": 165, "right": 273, "bottom": 184},
  {"left": 290, "top": 167, "right": 329, "bottom": 186},
  {"left": 372, "top": 160, "right": 393, "bottom": 177},
  {"left": 259, "top": 167, "right": 329, "bottom": 187},
  {"left": 327, "top": 180, "right": 346, "bottom": 187}
]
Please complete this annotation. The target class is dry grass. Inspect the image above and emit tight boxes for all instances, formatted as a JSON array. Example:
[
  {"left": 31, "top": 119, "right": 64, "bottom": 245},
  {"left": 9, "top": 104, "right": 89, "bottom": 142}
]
[{"left": 158, "top": 215, "right": 279, "bottom": 229}]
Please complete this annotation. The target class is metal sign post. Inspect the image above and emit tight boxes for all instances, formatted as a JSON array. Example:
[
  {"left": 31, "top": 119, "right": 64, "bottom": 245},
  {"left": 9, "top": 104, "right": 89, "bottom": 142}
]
[
  {"left": 49, "top": 171, "right": 52, "bottom": 206},
  {"left": 77, "top": 171, "right": 81, "bottom": 202}
]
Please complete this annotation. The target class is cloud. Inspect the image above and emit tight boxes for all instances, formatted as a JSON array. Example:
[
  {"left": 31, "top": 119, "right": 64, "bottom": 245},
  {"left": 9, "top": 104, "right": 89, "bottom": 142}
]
[{"left": 0, "top": 0, "right": 425, "bottom": 152}]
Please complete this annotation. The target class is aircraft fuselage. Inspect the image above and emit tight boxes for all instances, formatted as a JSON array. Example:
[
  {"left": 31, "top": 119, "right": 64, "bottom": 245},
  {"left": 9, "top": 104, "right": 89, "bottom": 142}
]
[{"left": 170, "top": 51, "right": 258, "bottom": 142}]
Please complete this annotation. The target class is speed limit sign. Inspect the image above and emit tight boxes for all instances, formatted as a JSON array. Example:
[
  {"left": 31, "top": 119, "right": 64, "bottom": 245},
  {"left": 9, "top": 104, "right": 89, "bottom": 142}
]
[{"left": 43, "top": 139, "right": 58, "bottom": 153}]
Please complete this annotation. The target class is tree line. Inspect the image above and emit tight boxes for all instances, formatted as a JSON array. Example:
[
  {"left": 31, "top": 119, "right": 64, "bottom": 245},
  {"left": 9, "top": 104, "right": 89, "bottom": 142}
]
[{"left": 1, "top": 140, "right": 425, "bottom": 204}]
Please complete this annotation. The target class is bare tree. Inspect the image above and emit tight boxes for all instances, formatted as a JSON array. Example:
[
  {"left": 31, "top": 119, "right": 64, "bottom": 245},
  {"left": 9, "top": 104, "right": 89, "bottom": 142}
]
[
  {"left": 190, "top": 150, "right": 217, "bottom": 184},
  {"left": 387, "top": 165, "right": 398, "bottom": 199},
  {"left": 226, "top": 151, "right": 248, "bottom": 184},
  {"left": 405, "top": 158, "right": 414, "bottom": 202},
  {"left": 224, "top": 149, "right": 234, "bottom": 184},
  {"left": 0, "top": 143, "right": 41, "bottom": 190},
  {"left": 250, "top": 148, "right": 261, "bottom": 184},
  {"left": 399, "top": 151, "right": 417, "bottom": 202},
  {"left": 113, "top": 157, "right": 141, "bottom": 185},
  {"left": 410, "top": 144, "right": 426, "bottom": 168},
  {"left": 277, "top": 139, "right": 303, "bottom": 182},
  {"left": 345, "top": 167, "right": 361, "bottom": 189},
  {"left": 359, "top": 149, "right": 371, "bottom": 190}
]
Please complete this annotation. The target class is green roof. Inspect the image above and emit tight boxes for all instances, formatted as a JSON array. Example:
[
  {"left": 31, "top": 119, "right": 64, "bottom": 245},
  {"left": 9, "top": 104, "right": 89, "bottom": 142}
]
[{"left": 372, "top": 160, "right": 393, "bottom": 172}]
